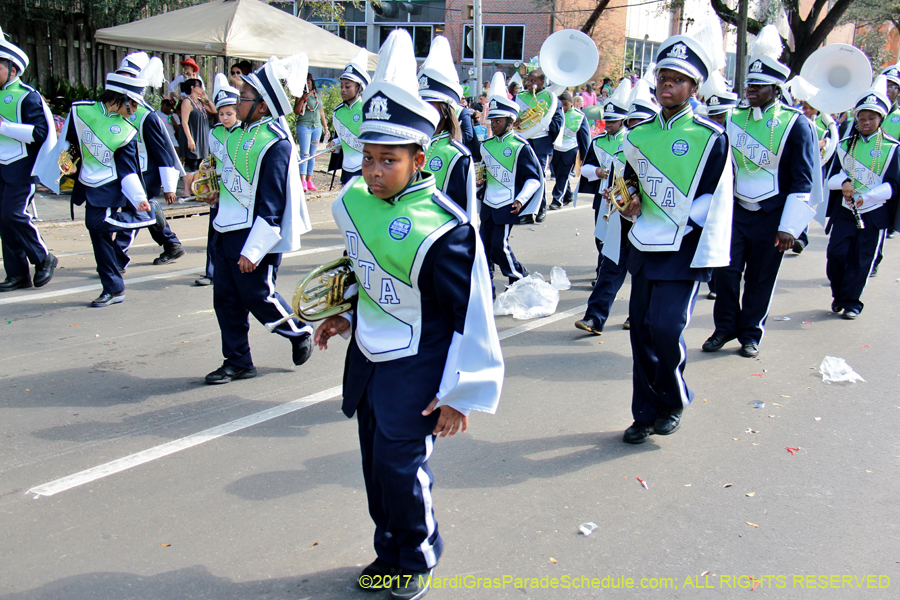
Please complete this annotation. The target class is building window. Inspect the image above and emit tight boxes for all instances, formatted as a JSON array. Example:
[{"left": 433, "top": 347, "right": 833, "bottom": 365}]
[
  {"left": 462, "top": 25, "right": 525, "bottom": 62},
  {"left": 724, "top": 52, "right": 736, "bottom": 84},
  {"left": 624, "top": 38, "right": 660, "bottom": 76},
  {"left": 378, "top": 25, "right": 440, "bottom": 57}
]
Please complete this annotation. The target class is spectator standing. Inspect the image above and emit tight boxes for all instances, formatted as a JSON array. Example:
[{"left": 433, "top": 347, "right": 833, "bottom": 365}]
[
  {"left": 581, "top": 83, "right": 597, "bottom": 107},
  {"left": 177, "top": 79, "right": 212, "bottom": 197},
  {"left": 293, "top": 72, "right": 328, "bottom": 192}
]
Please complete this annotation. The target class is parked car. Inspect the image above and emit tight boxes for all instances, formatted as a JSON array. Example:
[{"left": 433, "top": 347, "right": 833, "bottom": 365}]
[{"left": 314, "top": 77, "right": 337, "bottom": 91}]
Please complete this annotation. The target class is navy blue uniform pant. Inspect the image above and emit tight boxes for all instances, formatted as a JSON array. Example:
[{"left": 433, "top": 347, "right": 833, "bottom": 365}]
[
  {"left": 212, "top": 241, "right": 309, "bottom": 370},
  {"left": 113, "top": 209, "right": 180, "bottom": 269},
  {"left": 479, "top": 209, "right": 526, "bottom": 281},
  {"left": 84, "top": 203, "right": 155, "bottom": 294},
  {"left": 550, "top": 149, "right": 577, "bottom": 203},
  {"left": 584, "top": 242, "right": 629, "bottom": 329},
  {"left": 826, "top": 216, "right": 886, "bottom": 314},
  {"left": 0, "top": 178, "right": 48, "bottom": 279},
  {"left": 357, "top": 392, "right": 442, "bottom": 571},
  {"left": 629, "top": 269, "right": 699, "bottom": 426},
  {"left": 340, "top": 168, "right": 360, "bottom": 187},
  {"left": 205, "top": 204, "right": 218, "bottom": 280},
  {"left": 712, "top": 206, "right": 784, "bottom": 346}
]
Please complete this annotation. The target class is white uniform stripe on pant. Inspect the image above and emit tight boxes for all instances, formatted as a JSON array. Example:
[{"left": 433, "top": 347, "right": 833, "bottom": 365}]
[
  {"left": 861, "top": 229, "right": 887, "bottom": 296},
  {"left": 262, "top": 264, "right": 307, "bottom": 334},
  {"left": 501, "top": 224, "right": 525, "bottom": 279},
  {"left": 417, "top": 435, "right": 437, "bottom": 568},
  {"left": 21, "top": 184, "right": 49, "bottom": 256},
  {"left": 756, "top": 252, "right": 784, "bottom": 343},
  {"left": 676, "top": 281, "right": 700, "bottom": 408}
]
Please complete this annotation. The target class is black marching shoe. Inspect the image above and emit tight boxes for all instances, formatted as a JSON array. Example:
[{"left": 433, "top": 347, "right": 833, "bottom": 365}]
[
  {"left": 739, "top": 341, "right": 759, "bottom": 358},
  {"left": 622, "top": 317, "right": 631, "bottom": 330},
  {"left": 518, "top": 214, "right": 535, "bottom": 225},
  {"left": 33, "top": 253, "right": 58, "bottom": 287},
  {"left": 90, "top": 291, "right": 125, "bottom": 307},
  {"left": 701, "top": 333, "right": 735, "bottom": 352},
  {"left": 357, "top": 557, "right": 395, "bottom": 592},
  {"left": 791, "top": 240, "right": 805, "bottom": 254},
  {"left": 623, "top": 421, "right": 654, "bottom": 444},
  {"left": 549, "top": 200, "right": 563, "bottom": 210},
  {"left": 654, "top": 407, "right": 683, "bottom": 435},
  {"left": 194, "top": 276, "right": 212, "bottom": 286},
  {"left": 831, "top": 300, "right": 843, "bottom": 314},
  {"left": 0, "top": 276, "right": 32, "bottom": 292},
  {"left": 204, "top": 364, "right": 257, "bottom": 384},
  {"left": 574, "top": 318, "right": 602, "bottom": 335},
  {"left": 535, "top": 204, "right": 547, "bottom": 223},
  {"left": 842, "top": 309, "right": 859, "bottom": 320},
  {"left": 291, "top": 333, "right": 313, "bottom": 366},
  {"left": 392, "top": 568, "right": 433, "bottom": 600},
  {"left": 706, "top": 291, "right": 717, "bottom": 300},
  {"left": 153, "top": 243, "right": 186, "bottom": 265}
]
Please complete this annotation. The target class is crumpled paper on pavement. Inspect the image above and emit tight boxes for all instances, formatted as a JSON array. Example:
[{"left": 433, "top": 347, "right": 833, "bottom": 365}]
[{"left": 493, "top": 272, "right": 559, "bottom": 320}]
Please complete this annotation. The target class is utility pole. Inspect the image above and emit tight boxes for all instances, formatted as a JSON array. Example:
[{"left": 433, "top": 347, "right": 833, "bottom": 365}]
[
  {"left": 366, "top": 1, "right": 376, "bottom": 53},
  {"left": 734, "top": 0, "right": 748, "bottom": 92},
  {"left": 474, "top": 0, "right": 483, "bottom": 97}
]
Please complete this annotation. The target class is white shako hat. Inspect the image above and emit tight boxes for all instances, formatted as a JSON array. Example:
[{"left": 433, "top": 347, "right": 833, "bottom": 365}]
[
  {"left": 213, "top": 73, "right": 239, "bottom": 109},
  {"left": 627, "top": 77, "right": 660, "bottom": 122},
  {"left": 241, "top": 53, "right": 309, "bottom": 118},
  {"left": 105, "top": 72, "right": 150, "bottom": 104},
  {"left": 116, "top": 52, "right": 165, "bottom": 99},
  {"left": 745, "top": 25, "right": 791, "bottom": 86},
  {"left": 418, "top": 36, "right": 464, "bottom": 106},
  {"left": 486, "top": 71, "right": 519, "bottom": 120},
  {"left": 880, "top": 64, "right": 900, "bottom": 87},
  {"left": 655, "top": 18, "right": 727, "bottom": 87},
  {"left": 701, "top": 70, "right": 739, "bottom": 115},
  {"left": 0, "top": 26, "right": 29, "bottom": 73},
  {"left": 359, "top": 29, "right": 439, "bottom": 148},
  {"left": 341, "top": 47, "right": 371, "bottom": 89},
  {"left": 854, "top": 74, "right": 891, "bottom": 118},
  {"left": 784, "top": 75, "right": 818, "bottom": 107},
  {"left": 602, "top": 79, "right": 632, "bottom": 121}
]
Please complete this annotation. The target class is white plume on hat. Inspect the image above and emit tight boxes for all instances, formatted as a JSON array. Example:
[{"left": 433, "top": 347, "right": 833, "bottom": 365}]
[
  {"left": 509, "top": 72, "right": 523, "bottom": 88},
  {"left": 700, "top": 69, "right": 730, "bottom": 98},
  {"left": 270, "top": 53, "right": 310, "bottom": 97},
  {"left": 785, "top": 76, "right": 818, "bottom": 103},
  {"left": 688, "top": 19, "right": 726, "bottom": 72},
  {"left": 213, "top": 73, "right": 230, "bottom": 98},
  {"left": 488, "top": 70, "right": 508, "bottom": 100},
  {"left": 609, "top": 79, "right": 632, "bottom": 105},
  {"left": 641, "top": 62, "right": 657, "bottom": 88},
  {"left": 749, "top": 25, "right": 784, "bottom": 61},
  {"left": 138, "top": 56, "right": 165, "bottom": 88},
  {"left": 418, "top": 35, "right": 464, "bottom": 104}
]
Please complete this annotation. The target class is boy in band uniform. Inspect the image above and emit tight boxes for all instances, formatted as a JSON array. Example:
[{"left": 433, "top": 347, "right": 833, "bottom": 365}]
[
  {"left": 0, "top": 31, "right": 58, "bottom": 292},
  {"left": 332, "top": 49, "right": 371, "bottom": 186},
  {"left": 881, "top": 65, "right": 900, "bottom": 141},
  {"left": 205, "top": 55, "right": 313, "bottom": 384},
  {"left": 516, "top": 69, "right": 563, "bottom": 223},
  {"left": 313, "top": 30, "right": 503, "bottom": 600},
  {"left": 824, "top": 76, "right": 900, "bottom": 319},
  {"left": 616, "top": 27, "right": 734, "bottom": 444},
  {"left": 478, "top": 72, "right": 544, "bottom": 292},
  {"left": 549, "top": 91, "right": 590, "bottom": 210},
  {"left": 113, "top": 52, "right": 187, "bottom": 270}
]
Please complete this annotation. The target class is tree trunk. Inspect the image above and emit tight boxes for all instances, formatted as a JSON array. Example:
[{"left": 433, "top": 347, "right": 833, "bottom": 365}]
[
  {"left": 66, "top": 23, "right": 77, "bottom": 85},
  {"left": 581, "top": 0, "right": 612, "bottom": 35},
  {"left": 34, "top": 22, "right": 50, "bottom": 94}
]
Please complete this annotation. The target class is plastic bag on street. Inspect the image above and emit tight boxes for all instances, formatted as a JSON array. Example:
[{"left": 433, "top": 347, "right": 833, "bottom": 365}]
[
  {"left": 494, "top": 272, "right": 559, "bottom": 320},
  {"left": 819, "top": 356, "right": 865, "bottom": 383},
  {"left": 550, "top": 266, "right": 571, "bottom": 290}
]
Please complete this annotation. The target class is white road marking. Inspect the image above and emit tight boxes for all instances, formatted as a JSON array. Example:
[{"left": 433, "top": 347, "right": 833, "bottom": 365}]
[
  {"left": 28, "top": 302, "right": 588, "bottom": 497},
  {"left": 0, "top": 246, "right": 345, "bottom": 306}
]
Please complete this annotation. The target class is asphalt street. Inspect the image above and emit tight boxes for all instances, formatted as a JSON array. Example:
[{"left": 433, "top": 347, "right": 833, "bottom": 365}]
[{"left": 0, "top": 191, "right": 898, "bottom": 599}]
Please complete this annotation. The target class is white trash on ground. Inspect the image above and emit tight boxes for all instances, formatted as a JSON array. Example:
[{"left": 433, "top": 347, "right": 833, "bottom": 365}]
[
  {"left": 819, "top": 356, "right": 865, "bottom": 383},
  {"left": 578, "top": 522, "right": 598, "bottom": 536},
  {"left": 493, "top": 272, "right": 559, "bottom": 320},
  {"left": 550, "top": 266, "right": 571, "bottom": 290}
]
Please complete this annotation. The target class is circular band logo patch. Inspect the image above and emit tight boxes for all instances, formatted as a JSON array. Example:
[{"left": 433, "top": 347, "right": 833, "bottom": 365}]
[
  {"left": 243, "top": 140, "right": 254, "bottom": 150},
  {"left": 428, "top": 156, "right": 443, "bottom": 171},
  {"left": 109, "top": 125, "right": 122, "bottom": 134},
  {"left": 671, "top": 139, "right": 689, "bottom": 156},
  {"left": 503, "top": 147, "right": 513, "bottom": 157},
  {"left": 388, "top": 217, "right": 412, "bottom": 241},
  {"left": 766, "top": 118, "right": 780, "bottom": 129},
  {"left": 870, "top": 149, "right": 882, "bottom": 157},
  {"left": 3, "top": 95, "right": 13, "bottom": 104},
  {"left": 892, "top": 116, "right": 900, "bottom": 123},
  {"left": 353, "top": 114, "right": 361, "bottom": 122}
]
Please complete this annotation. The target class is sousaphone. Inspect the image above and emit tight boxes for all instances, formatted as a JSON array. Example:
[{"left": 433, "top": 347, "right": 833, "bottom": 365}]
[{"left": 800, "top": 44, "right": 872, "bottom": 115}]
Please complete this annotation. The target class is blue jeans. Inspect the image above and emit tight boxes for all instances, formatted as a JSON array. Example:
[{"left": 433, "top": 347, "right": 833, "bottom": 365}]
[{"left": 296, "top": 125, "right": 322, "bottom": 177}]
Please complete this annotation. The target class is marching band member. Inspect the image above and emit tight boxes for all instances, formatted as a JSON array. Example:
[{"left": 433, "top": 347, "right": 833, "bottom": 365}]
[
  {"left": 881, "top": 64, "right": 900, "bottom": 141},
  {"left": 113, "top": 52, "right": 187, "bottom": 270},
  {"left": 312, "top": 30, "right": 503, "bottom": 599},
  {"left": 824, "top": 76, "right": 900, "bottom": 319},
  {"left": 617, "top": 23, "right": 734, "bottom": 444},
  {"left": 205, "top": 54, "right": 313, "bottom": 384},
  {"left": 195, "top": 74, "right": 241, "bottom": 287},
  {"left": 516, "top": 68, "right": 563, "bottom": 223},
  {"left": 479, "top": 72, "right": 544, "bottom": 294},
  {"left": 417, "top": 36, "right": 477, "bottom": 220},
  {"left": 703, "top": 25, "right": 819, "bottom": 359},
  {"left": 548, "top": 91, "right": 590, "bottom": 210},
  {"left": 37, "top": 74, "right": 155, "bottom": 306},
  {"left": 578, "top": 79, "right": 630, "bottom": 284},
  {"left": 575, "top": 79, "right": 658, "bottom": 336},
  {"left": 332, "top": 49, "right": 370, "bottom": 186},
  {"left": 0, "top": 29, "right": 58, "bottom": 292}
]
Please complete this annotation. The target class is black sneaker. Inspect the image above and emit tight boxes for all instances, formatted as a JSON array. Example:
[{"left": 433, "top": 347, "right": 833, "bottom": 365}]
[
  {"left": 391, "top": 569, "right": 433, "bottom": 600},
  {"left": 574, "top": 318, "right": 602, "bottom": 335},
  {"left": 291, "top": 333, "right": 313, "bottom": 366},
  {"left": 90, "top": 292, "right": 126, "bottom": 307},
  {"left": 549, "top": 200, "right": 563, "bottom": 210},
  {"left": 205, "top": 365, "right": 257, "bottom": 384},
  {"left": 358, "top": 557, "right": 396, "bottom": 592},
  {"left": 33, "top": 253, "right": 58, "bottom": 287},
  {"left": 153, "top": 244, "right": 186, "bottom": 265}
]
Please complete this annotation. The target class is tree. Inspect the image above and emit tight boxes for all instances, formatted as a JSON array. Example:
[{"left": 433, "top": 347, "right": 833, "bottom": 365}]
[{"left": 840, "top": 0, "right": 900, "bottom": 67}]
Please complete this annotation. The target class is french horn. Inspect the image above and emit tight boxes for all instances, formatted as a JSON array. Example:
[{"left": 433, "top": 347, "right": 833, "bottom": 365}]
[
  {"left": 57, "top": 145, "right": 81, "bottom": 182},
  {"left": 265, "top": 257, "right": 355, "bottom": 331},
  {"left": 190, "top": 154, "right": 219, "bottom": 198},
  {"left": 603, "top": 165, "right": 639, "bottom": 222}
]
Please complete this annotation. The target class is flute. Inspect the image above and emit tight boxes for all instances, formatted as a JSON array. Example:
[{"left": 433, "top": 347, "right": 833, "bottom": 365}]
[{"left": 849, "top": 195, "right": 865, "bottom": 230}]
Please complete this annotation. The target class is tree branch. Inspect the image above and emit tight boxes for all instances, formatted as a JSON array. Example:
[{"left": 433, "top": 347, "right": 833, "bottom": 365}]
[
  {"left": 789, "top": 0, "right": 857, "bottom": 71},
  {"left": 581, "top": 0, "right": 612, "bottom": 35},
  {"left": 709, "top": 0, "right": 763, "bottom": 35}
]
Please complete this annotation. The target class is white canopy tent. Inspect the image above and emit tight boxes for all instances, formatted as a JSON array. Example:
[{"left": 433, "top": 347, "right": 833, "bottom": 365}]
[{"left": 94, "top": 0, "right": 377, "bottom": 70}]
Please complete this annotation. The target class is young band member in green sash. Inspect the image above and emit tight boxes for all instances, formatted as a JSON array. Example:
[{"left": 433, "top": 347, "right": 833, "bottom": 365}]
[{"left": 332, "top": 49, "right": 370, "bottom": 186}]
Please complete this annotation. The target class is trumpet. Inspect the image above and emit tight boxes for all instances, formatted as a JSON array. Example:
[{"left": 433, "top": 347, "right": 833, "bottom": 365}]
[
  {"left": 603, "top": 165, "right": 639, "bottom": 222},
  {"left": 474, "top": 162, "right": 486, "bottom": 184},
  {"left": 57, "top": 146, "right": 81, "bottom": 182},
  {"left": 190, "top": 154, "right": 219, "bottom": 198},
  {"left": 265, "top": 257, "right": 355, "bottom": 331},
  {"left": 515, "top": 87, "right": 548, "bottom": 133}
]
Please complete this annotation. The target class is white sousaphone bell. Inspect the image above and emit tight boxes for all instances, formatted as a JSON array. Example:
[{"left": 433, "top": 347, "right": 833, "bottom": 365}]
[
  {"left": 800, "top": 43, "right": 872, "bottom": 115},
  {"left": 539, "top": 29, "right": 600, "bottom": 89}
]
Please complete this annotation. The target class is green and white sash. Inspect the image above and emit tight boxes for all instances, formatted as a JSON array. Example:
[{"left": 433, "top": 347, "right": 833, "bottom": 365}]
[
  {"left": 836, "top": 133, "right": 899, "bottom": 214},
  {"left": 70, "top": 102, "right": 137, "bottom": 187},
  {"left": 481, "top": 131, "right": 526, "bottom": 208},
  {"left": 0, "top": 79, "right": 32, "bottom": 164},
  {"left": 554, "top": 108, "right": 584, "bottom": 152},
  {"left": 333, "top": 98, "right": 364, "bottom": 173},
  {"left": 728, "top": 103, "right": 798, "bottom": 202}
]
